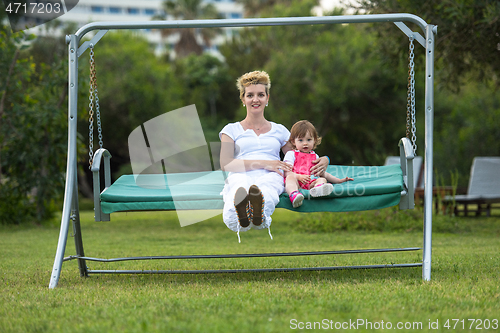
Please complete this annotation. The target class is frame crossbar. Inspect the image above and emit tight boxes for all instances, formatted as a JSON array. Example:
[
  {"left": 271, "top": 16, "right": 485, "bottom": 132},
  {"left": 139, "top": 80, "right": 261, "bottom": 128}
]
[
  {"left": 87, "top": 264, "right": 423, "bottom": 275},
  {"left": 63, "top": 247, "right": 422, "bottom": 262},
  {"left": 65, "top": 248, "right": 422, "bottom": 275}
]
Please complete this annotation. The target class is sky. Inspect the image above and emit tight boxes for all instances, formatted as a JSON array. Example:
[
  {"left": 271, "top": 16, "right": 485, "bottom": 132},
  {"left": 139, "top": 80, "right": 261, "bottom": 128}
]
[{"left": 315, "top": 0, "right": 357, "bottom": 15}]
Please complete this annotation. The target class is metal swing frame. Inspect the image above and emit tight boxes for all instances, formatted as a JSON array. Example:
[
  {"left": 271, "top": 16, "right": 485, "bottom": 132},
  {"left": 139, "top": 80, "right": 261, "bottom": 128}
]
[{"left": 49, "top": 14, "right": 436, "bottom": 289}]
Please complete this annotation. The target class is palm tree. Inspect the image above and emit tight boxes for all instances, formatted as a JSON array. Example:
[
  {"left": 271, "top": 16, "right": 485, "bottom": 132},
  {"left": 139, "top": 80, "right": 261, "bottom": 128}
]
[
  {"left": 156, "top": 0, "right": 222, "bottom": 58},
  {"left": 236, "top": 0, "right": 281, "bottom": 17}
]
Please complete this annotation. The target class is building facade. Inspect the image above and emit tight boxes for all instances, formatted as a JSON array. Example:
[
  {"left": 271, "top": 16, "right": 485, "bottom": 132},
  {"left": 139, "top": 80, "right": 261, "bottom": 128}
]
[{"left": 29, "top": 0, "right": 244, "bottom": 56}]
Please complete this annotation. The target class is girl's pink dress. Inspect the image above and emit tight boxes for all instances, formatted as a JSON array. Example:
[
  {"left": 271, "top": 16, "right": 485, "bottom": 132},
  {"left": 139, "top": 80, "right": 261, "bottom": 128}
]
[{"left": 290, "top": 151, "right": 319, "bottom": 190}]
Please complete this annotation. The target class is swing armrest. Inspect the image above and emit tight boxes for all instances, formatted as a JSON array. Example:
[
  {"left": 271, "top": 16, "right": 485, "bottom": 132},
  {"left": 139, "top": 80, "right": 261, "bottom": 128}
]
[
  {"left": 398, "top": 138, "right": 415, "bottom": 210},
  {"left": 91, "top": 148, "right": 112, "bottom": 221}
]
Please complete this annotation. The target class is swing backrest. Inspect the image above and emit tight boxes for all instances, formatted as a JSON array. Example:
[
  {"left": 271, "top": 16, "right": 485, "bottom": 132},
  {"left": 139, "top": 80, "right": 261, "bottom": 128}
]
[{"left": 385, "top": 155, "right": 423, "bottom": 189}]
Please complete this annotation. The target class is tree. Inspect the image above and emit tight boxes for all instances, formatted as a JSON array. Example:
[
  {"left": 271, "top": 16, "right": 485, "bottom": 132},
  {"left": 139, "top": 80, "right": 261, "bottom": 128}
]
[
  {"left": 1, "top": 11, "right": 71, "bottom": 224},
  {"left": 80, "top": 32, "right": 184, "bottom": 175},
  {"left": 267, "top": 24, "right": 410, "bottom": 165},
  {"left": 349, "top": 0, "right": 500, "bottom": 185},
  {"left": 173, "top": 53, "right": 233, "bottom": 136},
  {"left": 349, "top": 0, "right": 500, "bottom": 89},
  {"left": 433, "top": 79, "right": 500, "bottom": 187},
  {"left": 221, "top": 2, "right": 412, "bottom": 165},
  {"left": 156, "top": 0, "right": 222, "bottom": 58}
]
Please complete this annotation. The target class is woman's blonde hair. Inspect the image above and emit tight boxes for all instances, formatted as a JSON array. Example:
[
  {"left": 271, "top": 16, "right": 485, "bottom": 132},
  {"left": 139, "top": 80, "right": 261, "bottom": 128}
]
[
  {"left": 289, "top": 120, "right": 322, "bottom": 150},
  {"left": 236, "top": 71, "right": 271, "bottom": 100}
]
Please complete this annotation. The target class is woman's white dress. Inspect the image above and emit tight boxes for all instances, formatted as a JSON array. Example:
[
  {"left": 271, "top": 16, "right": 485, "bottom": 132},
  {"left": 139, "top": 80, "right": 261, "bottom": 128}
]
[{"left": 219, "top": 122, "right": 290, "bottom": 233}]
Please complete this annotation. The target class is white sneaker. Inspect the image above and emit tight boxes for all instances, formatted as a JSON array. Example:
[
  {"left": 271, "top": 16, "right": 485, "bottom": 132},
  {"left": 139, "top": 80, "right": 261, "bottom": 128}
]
[{"left": 310, "top": 183, "right": 334, "bottom": 197}]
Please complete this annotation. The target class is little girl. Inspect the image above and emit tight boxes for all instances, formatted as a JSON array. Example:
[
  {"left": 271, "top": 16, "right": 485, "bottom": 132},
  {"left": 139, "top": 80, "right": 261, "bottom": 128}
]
[{"left": 283, "top": 120, "right": 354, "bottom": 208}]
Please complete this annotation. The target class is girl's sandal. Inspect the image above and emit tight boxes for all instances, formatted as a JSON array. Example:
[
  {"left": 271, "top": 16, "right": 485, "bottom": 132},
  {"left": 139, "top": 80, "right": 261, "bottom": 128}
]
[
  {"left": 234, "top": 187, "right": 251, "bottom": 227},
  {"left": 289, "top": 190, "right": 304, "bottom": 208},
  {"left": 248, "top": 185, "right": 265, "bottom": 226}
]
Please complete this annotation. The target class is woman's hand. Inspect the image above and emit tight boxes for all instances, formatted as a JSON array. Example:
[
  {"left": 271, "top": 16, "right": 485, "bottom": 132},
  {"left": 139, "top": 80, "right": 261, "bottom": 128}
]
[
  {"left": 310, "top": 156, "right": 329, "bottom": 176},
  {"left": 265, "top": 160, "right": 292, "bottom": 176}
]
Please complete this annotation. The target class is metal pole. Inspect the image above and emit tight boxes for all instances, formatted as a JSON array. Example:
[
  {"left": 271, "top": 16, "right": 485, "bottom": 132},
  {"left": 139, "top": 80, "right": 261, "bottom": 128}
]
[
  {"left": 75, "top": 14, "right": 429, "bottom": 40},
  {"left": 71, "top": 171, "right": 88, "bottom": 277},
  {"left": 422, "top": 24, "right": 436, "bottom": 281},
  {"left": 49, "top": 34, "right": 80, "bottom": 289}
]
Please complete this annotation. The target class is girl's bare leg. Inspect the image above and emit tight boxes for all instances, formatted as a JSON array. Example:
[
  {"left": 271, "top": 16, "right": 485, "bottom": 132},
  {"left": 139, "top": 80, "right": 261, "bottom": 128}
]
[
  {"left": 285, "top": 174, "right": 304, "bottom": 208},
  {"left": 285, "top": 174, "right": 300, "bottom": 195}
]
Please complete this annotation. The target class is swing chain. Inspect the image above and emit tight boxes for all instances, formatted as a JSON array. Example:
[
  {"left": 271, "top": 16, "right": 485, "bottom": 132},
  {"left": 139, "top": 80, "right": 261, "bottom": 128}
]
[
  {"left": 88, "top": 44, "right": 103, "bottom": 169},
  {"left": 88, "top": 46, "right": 95, "bottom": 168},
  {"left": 406, "top": 36, "right": 417, "bottom": 155}
]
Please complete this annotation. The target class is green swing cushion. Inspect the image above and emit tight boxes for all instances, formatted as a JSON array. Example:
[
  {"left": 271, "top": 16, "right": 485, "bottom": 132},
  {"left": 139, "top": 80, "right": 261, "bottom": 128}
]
[{"left": 100, "top": 164, "right": 404, "bottom": 214}]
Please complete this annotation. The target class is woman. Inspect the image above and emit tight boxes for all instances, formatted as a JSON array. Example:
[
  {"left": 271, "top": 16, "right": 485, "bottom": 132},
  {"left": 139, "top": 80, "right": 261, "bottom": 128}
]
[{"left": 219, "top": 71, "right": 329, "bottom": 242}]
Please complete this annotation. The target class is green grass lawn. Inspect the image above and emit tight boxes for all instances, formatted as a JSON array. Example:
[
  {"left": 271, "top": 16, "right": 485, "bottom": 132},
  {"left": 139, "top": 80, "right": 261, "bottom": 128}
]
[{"left": 1, "top": 207, "right": 499, "bottom": 332}]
